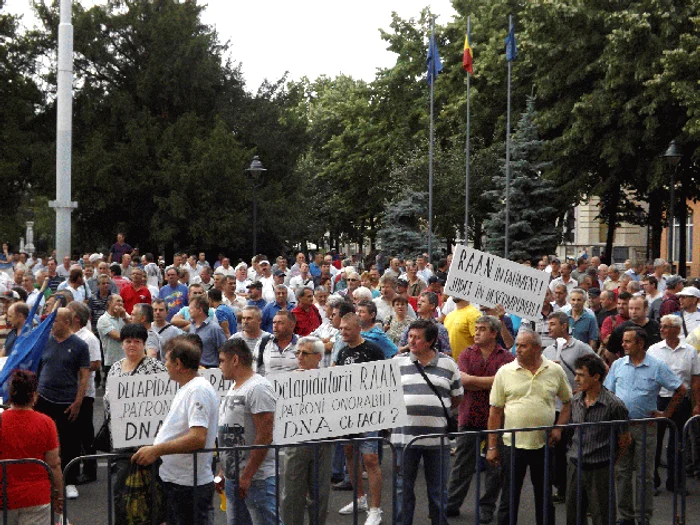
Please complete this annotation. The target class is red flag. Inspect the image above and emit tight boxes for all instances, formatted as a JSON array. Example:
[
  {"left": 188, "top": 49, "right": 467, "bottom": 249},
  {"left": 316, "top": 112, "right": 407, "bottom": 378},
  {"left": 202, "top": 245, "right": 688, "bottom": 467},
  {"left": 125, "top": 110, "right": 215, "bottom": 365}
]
[{"left": 463, "top": 32, "right": 473, "bottom": 73}]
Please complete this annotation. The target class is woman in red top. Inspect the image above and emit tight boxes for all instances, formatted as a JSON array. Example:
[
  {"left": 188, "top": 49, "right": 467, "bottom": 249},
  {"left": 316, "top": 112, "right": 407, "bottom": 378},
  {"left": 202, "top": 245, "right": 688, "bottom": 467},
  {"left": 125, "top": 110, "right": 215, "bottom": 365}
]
[{"left": 0, "top": 369, "right": 64, "bottom": 522}]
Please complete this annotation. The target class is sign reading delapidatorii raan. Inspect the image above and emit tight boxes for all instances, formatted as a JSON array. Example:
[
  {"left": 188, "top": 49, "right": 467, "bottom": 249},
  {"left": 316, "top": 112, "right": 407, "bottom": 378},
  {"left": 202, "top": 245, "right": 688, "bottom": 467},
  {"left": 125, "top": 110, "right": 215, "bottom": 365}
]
[
  {"left": 269, "top": 361, "right": 408, "bottom": 445},
  {"left": 445, "top": 245, "right": 549, "bottom": 321}
]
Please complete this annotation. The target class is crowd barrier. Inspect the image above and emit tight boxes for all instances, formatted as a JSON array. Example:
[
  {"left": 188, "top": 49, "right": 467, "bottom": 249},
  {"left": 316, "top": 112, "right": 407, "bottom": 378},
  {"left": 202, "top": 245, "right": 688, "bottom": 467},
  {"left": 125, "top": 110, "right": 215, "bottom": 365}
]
[
  {"left": 40, "top": 417, "right": 697, "bottom": 525},
  {"left": 0, "top": 458, "right": 56, "bottom": 525}
]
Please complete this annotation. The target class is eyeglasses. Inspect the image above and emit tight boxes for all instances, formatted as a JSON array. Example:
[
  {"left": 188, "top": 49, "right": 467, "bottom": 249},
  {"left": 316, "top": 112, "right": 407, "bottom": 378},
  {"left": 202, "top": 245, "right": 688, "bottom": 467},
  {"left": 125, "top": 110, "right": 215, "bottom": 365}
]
[
  {"left": 294, "top": 351, "right": 317, "bottom": 357},
  {"left": 347, "top": 278, "right": 359, "bottom": 282}
]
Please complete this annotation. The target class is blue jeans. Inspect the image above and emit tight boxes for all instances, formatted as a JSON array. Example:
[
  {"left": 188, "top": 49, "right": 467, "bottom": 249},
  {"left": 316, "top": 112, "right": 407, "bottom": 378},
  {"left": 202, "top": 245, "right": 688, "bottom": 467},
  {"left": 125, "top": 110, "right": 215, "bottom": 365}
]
[
  {"left": 226, "top": 476, "right": 282, "bottom": 525},
  {"left": 396, "top": 446, "right": 451, "bottom": 525},
  {"left": 163, "top": 481, "right": 214, "bottom": 525}
]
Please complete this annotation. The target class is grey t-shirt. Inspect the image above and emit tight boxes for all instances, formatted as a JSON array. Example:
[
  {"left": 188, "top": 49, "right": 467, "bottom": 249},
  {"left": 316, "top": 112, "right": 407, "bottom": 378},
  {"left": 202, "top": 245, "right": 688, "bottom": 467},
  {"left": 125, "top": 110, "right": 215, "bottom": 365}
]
[
  {"left": 230, "top": 330, "right": 271, "bottom": 355},
  {"left": 218, "top": 374, "right": 277, "bottom": 482}
]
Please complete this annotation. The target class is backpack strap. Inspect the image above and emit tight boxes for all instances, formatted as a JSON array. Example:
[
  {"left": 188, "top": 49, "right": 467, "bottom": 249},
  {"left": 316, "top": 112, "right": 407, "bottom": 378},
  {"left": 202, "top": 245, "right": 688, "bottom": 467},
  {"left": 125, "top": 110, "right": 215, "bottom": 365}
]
[{"left": 257, "top": 334, "right": 273, "bottom": 372}]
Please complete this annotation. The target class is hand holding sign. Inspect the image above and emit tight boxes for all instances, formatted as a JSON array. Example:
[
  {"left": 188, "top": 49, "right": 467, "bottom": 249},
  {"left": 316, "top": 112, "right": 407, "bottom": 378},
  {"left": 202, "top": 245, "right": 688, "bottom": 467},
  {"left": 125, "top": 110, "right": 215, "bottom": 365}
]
[{"left": 445, "top": 245, "right": 549, "bottom": 321}]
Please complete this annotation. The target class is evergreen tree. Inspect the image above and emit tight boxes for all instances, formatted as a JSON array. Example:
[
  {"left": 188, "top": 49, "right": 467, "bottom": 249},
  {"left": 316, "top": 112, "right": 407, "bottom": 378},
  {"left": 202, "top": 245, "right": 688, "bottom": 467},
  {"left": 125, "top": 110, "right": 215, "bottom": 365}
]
[
  {"left": 484, "top": 96, "right": 560, "bottom": 261},
  {"left": 377, "top": 189, "right": 445, "bottom": 260}
]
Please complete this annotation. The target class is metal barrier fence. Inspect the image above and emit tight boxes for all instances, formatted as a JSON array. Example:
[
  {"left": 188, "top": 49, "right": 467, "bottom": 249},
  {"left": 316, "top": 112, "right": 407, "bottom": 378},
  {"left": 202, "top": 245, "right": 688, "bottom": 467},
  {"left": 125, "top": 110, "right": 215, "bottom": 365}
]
[
  {"left": 38, "top": 416, "right": 694, "bottom": 525},
  {"left": 62, "top": 436, "right": 396, "bottom": 525},
  {"left": 403, "top": 418, "right": 679, "bottom": 525},
  {"left": 680, "top": 414, "right": 700, "bottom": 525},
  {"left": 0, "top": 458, "right": 56, "bottom": 525}
]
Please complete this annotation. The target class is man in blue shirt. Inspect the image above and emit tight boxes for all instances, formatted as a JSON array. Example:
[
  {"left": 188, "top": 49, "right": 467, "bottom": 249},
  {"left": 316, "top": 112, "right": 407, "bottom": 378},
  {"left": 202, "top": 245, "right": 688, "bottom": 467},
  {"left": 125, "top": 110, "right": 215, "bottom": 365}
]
[
  {"left": 246, "top": 281, "right": 267, "bottom": 311},
  {"left": 356, "top": 300, "right": 398, "bottom": 358},
  {"left": 158, "top": 267, "right": 188, "bottom": 321},
  {"left": 603, "top": 326, "right": 686, "bottom": 525},
  {"left": 260, "top": 285, "right": 293, "bottom": 333},
  {"left": 308, "top": 252, "right": 323, "bottom": 278},
  {"left": 567, "top": 288, "right": 599, "bottom": 350}
]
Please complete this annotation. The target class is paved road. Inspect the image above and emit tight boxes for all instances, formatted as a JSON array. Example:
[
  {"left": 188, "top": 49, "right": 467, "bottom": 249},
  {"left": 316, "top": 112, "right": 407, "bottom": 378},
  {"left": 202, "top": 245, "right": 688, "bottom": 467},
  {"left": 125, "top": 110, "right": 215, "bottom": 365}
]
[{"left": 62, "top": 394, "right": 699, "bottom": 525}]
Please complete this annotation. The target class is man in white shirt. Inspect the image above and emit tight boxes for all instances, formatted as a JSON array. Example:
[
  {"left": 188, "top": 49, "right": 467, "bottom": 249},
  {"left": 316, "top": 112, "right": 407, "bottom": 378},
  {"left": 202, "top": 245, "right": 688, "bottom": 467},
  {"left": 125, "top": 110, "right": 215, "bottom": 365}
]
[
  {"left": 132, "top": 336, "right": 219, "bottom": 525},
  {"left": 648, "top": 314, "right": 700, "bottom": 492},
  {"left": 676, "top": 286, "right": 700, "bottom": 338}
]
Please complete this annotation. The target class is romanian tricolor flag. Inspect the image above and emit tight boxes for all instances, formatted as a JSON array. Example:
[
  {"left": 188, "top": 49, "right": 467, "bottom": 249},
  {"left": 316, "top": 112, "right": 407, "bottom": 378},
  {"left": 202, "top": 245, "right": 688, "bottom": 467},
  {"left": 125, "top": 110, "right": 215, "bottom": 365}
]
[{"left": 463, "top": 32, "right": 473, "bottom": 74}]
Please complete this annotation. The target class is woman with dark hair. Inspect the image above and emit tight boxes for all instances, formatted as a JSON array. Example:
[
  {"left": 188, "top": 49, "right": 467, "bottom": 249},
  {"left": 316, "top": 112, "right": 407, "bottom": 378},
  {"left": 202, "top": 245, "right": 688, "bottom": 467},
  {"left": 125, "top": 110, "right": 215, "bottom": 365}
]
[
  {"left": 0, "top": 369, "right": 64, "bottom": 522},
  {"left": 104, "top": 324, "right": 167, "bottom": 525}
]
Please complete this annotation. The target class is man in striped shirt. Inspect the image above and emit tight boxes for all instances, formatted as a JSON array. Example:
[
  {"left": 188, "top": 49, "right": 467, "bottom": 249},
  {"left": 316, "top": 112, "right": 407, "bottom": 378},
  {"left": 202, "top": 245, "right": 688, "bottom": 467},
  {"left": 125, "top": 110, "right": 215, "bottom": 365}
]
[{"left": 391, "top": 319, "right": 463, "bottom": 525}]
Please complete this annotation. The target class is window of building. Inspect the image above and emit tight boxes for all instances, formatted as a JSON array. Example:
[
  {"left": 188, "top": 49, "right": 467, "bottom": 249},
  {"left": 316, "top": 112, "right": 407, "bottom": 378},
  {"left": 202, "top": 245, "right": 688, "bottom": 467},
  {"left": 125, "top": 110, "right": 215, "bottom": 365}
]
[{"left": 671, "top": 212, "right": 693, "bottom": 263}]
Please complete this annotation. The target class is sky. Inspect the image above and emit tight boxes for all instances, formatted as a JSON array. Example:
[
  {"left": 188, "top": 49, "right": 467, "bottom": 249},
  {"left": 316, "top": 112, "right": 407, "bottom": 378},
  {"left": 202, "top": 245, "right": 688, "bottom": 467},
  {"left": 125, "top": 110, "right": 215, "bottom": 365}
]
[{"left": 5, "top": 0, "right": 458, "bottom": 91}]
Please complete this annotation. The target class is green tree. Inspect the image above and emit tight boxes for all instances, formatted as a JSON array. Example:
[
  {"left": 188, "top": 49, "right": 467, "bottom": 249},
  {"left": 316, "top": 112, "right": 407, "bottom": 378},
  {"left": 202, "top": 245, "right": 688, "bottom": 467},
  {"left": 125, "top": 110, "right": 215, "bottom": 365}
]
[{"left": 484, "top": 96, "right": 560, "bottom": 260}]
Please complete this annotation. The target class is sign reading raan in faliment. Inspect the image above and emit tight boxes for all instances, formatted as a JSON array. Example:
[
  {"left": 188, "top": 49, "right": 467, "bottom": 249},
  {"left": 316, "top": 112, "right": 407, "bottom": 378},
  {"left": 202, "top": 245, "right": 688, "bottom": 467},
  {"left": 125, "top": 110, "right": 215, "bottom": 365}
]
[
  {"left": 269, "top": 361, "right": 408, "bottom": 445},
  {"left": 445, "top": 245, "right": 549, "bottom": 321},
  {"left": 109, "top": 369, "right": 233, "bottom": 449}
]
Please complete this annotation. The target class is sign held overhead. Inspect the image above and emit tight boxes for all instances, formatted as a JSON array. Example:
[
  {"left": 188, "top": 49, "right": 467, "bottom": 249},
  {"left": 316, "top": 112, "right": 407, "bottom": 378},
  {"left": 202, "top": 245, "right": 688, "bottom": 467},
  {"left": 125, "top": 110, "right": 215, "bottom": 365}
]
[{"left": 445, "top": 245, "right": 548, "bottom": 321}]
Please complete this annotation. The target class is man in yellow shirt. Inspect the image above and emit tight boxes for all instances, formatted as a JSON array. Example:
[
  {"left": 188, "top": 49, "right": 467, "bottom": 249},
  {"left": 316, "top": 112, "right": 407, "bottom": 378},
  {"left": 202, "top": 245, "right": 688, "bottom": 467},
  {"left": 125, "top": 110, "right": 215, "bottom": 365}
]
[
  {"left": 444, "top": 298, "right": 480, "bottom": 360},
  {"left": 486, "top": 328, "right": 572, "bottom": 525}
]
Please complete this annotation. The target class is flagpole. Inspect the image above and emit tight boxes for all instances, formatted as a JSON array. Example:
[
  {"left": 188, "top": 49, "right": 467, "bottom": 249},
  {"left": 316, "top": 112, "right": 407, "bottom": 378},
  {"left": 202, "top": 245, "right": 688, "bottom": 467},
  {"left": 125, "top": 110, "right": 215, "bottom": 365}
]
[
  {"left": 464, "top": 15, "right": 471, "bottom": 244},
  {"left": 504, "top": 14, "right": 513, "bottom": 259},
  {"left": 428, "top": 15, "right": 435, "bottom": 265}
]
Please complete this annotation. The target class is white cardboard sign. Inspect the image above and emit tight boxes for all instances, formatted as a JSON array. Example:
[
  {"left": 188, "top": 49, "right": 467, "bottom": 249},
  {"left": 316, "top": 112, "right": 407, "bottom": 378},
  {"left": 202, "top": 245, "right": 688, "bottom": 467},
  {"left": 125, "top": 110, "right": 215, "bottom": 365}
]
[
  {"left": 109, "top": 369, "right": 232, "bottom": 449},
  {"left": 445, "top": 245, "right": 549, "bottom": 321},
  {"left": 269, "top": 361, "right": 408, "bottom": 445}
]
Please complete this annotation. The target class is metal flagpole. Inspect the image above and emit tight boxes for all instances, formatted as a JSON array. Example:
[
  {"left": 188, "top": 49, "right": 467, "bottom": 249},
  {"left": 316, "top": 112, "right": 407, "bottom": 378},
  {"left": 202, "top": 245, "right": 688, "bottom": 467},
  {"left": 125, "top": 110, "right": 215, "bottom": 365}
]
[
  {"left": 49, "top": 0, "right": 77, "bottom": 260},
  {"left": 504, "top": 14, "right": 513, "bottom": 259},
  {"left": 428, "top": 15, "right": 436, "bottom": 265},
  {"left": 464, "top": 16, "right": 471, "bottom": 244}
]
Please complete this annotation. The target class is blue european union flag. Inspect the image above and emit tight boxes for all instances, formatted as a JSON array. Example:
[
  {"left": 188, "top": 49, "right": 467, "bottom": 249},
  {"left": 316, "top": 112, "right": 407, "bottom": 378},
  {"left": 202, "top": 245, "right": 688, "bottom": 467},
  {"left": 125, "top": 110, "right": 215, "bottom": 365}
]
[
  {"left": 505, "top": 26, "right": 517, "bottom": 62},
  {"left": 427, "top": 35, "right": 443, "bottom": 85},
  {"left": 0, "top": 300, "right": 56, "bottom": 401}
]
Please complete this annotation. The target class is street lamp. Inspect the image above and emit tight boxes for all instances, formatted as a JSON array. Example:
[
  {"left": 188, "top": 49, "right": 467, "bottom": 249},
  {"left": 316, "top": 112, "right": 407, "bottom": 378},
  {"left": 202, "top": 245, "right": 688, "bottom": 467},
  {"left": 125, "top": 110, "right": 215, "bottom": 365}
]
[
  {"left": 246, "top": 156, "right": 267, "bottom": 256},
  {"left": 663, "top": 140, "right": 683, "bottom": 266}
]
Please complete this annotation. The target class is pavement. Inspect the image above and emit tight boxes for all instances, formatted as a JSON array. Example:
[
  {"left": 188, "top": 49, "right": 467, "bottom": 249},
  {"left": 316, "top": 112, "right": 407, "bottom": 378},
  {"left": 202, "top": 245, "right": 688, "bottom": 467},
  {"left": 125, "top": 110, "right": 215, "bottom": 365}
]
[{"left": 61, "top": 392, "right": 700, "bottom": 525}]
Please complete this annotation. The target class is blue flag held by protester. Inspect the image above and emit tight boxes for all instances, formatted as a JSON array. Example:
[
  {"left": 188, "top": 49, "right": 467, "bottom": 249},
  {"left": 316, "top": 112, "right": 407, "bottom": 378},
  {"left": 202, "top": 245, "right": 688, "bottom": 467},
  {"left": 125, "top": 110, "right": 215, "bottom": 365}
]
[{"left": 0, "top": 297, "right": 56, "bottom": 400}]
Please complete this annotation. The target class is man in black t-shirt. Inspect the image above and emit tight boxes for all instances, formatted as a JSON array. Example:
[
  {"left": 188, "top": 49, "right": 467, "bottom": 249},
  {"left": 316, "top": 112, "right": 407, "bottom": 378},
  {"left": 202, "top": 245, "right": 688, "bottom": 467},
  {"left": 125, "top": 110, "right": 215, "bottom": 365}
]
[
  {"left": 606, "top": 295, "right": 661, "bottom": 358},
  {"left": 334, "top": 313, "right": 384, "bottom": 524}
]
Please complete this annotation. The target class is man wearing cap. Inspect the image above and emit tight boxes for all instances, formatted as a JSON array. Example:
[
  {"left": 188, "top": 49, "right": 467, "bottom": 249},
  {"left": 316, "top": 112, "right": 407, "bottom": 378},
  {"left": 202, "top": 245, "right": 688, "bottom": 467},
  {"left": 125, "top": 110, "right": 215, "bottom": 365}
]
[
  {"left": 660, "top": 275, "right": 685, "bottom": 317},
  {"left": 265, "top": 269, "right": 296, "bottom": 305},
  {"left": 246, "top": 281, "right": 267, "bottom": 311},
  {"left": 675, "top": 286, "right": 700, "bottom": 338}
]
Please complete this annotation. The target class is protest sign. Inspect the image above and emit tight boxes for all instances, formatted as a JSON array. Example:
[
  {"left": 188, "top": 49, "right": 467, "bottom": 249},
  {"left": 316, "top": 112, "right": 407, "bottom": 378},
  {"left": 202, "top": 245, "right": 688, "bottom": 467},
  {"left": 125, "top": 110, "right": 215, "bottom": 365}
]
[
  {"left": 269, "top": 361, "right": 408, "bottom": 445},
  {"left": 445, "top": 245, "right": 549, "bottom": 321},
  {"left": 109, "top": 368, "right": 232, "bottom": 449}
]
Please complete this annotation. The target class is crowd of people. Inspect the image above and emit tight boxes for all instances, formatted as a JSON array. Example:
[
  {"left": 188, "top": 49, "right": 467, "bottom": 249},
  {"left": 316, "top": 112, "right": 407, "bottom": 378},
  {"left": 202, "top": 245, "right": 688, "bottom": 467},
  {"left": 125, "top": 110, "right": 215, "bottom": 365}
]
[{"left": 1, "top": 235, "right": 699, "bottom": 525}]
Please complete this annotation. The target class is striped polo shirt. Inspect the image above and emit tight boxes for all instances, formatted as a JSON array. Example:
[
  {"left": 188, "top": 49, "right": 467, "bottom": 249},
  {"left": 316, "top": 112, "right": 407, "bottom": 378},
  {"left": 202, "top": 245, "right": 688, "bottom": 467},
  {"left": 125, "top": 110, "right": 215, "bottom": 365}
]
[{"left": 390, "top": 351, "right": 463, "bottom": 448}]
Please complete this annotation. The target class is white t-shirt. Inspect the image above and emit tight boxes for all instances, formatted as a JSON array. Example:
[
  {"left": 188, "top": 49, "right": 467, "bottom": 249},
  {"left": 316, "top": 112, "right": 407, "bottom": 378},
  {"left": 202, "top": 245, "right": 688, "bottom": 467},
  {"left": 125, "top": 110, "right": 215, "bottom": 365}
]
[
  {"left": 155, "top": 376, "right": 219, "bottom": 486},
  {"left": 144, "top": 262, "right": 161, "bottom": 288},
  {"left": 681, "top": 311, "right": 700, "bottom": 338},
  {"left": 76, "top": 326, "right": 101, "bottom": 398}
]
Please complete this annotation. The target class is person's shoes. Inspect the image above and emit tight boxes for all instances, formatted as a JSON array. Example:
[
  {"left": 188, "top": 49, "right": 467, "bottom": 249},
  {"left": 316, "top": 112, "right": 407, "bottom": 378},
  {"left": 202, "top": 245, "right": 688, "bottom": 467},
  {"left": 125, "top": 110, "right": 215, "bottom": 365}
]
[
  {"left": 445, "top": 508, "right": 460, "bottom": 518},
  {"left": 552, "top": 491, "right": 565, "bottom": 504},
  {"left": 339, "top": 495, "right": 368, "bottom": 515},
  {"left": 331, "top": 474, "right": 345, "bottom": 484},
  {"left": 65, "top": 485, "right": 79, "bottom": 499},
  {"left": 365, "top": 508, "right": 382, "bottom": 525},
  {"left": 332, "top": 480, "right": 354, "bottom": 491}
]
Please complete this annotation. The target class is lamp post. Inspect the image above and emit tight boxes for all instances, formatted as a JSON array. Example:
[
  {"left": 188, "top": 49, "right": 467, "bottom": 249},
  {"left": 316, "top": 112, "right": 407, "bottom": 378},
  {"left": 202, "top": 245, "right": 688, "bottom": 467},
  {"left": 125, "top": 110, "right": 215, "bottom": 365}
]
[
  {"left": 246, "top": 156, "right": 267, "bottom": 256},
  {"left": 663, "top": 140, "right": 683, "bottom": 268}
]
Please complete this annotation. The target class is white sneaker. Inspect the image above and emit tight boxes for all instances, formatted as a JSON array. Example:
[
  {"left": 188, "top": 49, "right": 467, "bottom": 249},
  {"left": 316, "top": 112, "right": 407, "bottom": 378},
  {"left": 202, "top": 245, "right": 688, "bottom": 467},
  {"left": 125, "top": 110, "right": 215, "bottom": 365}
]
[
  {"left": 65, "top": 485, "right": 79, "bottom": 499},
  {"left": 365, "top": 508, "right": 382, "bottom": 525},
  {"left": 339, "top": 495, "right": 368, "bottom": 515}
]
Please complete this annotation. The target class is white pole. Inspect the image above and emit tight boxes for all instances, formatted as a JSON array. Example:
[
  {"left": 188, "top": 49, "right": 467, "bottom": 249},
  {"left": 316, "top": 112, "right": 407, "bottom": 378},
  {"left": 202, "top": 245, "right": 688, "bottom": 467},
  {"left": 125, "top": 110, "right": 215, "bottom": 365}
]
[{"left": 49, "top": 0, "right": 77, "bottom": 260}]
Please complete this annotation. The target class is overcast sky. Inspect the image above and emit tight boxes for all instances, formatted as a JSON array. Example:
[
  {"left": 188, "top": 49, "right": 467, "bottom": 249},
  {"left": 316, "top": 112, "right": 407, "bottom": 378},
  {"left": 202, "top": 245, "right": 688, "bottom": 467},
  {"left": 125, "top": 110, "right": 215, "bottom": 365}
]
[{"left": 5, "top": 0, "right": 458, "bottom": 90}]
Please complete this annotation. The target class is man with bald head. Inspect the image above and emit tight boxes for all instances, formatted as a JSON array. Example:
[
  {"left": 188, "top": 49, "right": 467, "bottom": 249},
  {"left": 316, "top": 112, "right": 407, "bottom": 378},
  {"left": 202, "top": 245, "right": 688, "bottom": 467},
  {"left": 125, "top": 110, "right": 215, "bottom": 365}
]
[{"left": 35, "top": 307, "right": 90, "bottom": 499}]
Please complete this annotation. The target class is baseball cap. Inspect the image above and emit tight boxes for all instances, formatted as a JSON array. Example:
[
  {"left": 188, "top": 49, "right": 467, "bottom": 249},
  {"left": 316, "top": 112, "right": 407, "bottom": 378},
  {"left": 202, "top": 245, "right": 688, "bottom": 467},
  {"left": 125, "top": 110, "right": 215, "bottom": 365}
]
[
  {"left": 588, "top": 287, "right": 601, "bottom": 297},
  {"left": 677, "top": 286, "right": 700, "bottom": 299},
  {"left": 397, "top": 276, "right": 409, "bottom": 286},
  {"left": 666, "top": 275, "right": 686, "bottom": 287},
  {"left": 0, "top": 290, "right": 20, "bottom": 301},
  {"left": 258, "top": 260, "right": 270, "bottom": 266},
  {"left": 273, "top": 270, "right": 285, "bottom": 277},
  {"left": 428, "top": 276, "right": 445, "bottom": 285},
  {"left": 89, "top": 253, "right": 103, "bottom": 263},
  {"left": 247, "top": 281, "right": 263, "bottom": 289}
]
